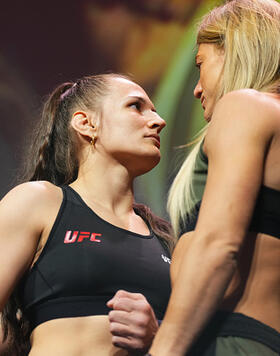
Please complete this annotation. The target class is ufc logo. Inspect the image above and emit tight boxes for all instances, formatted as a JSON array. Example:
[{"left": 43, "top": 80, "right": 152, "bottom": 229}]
[{"left": 64, "top": 230, "right": 102, "bottom": 244}]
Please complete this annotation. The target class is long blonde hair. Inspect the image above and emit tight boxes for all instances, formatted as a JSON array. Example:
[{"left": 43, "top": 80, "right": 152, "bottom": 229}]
[{"left": 168, "top": 0, "right": 280, "bottom": 237}]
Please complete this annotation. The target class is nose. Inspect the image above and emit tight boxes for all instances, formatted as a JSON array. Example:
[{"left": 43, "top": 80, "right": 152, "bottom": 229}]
[
  {"left": 193, "top": 79, "right": 202, "bottom": 99},
  {"left": 147, "top": 113, "right": 166, "bottom": 133}
]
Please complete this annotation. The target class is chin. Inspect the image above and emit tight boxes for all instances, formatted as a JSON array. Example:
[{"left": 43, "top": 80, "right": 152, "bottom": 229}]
[
  {"left": 134, "top": 154, "right": 161, "bottom": 177},
  {"left": 204, "top": 111, "right": 212, "bottom": 123}
]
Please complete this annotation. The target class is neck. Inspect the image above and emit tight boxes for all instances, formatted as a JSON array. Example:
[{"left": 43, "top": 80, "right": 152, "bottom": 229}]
[{"left": 70, "top": 153, "right": 136, "bottom": 216}]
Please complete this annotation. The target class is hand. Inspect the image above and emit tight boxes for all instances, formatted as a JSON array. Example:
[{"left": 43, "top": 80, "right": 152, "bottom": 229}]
[{"left": 107, "top": 290, "right": 159, "bottom": 354}]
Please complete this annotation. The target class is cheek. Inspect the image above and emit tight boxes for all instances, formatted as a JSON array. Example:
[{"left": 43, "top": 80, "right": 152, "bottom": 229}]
[
  {"left": 102, "top": 124, "right": 138, "bottom": 146},
  {"left": 212, "top": 61, "right": 224, "bottom": 87},
  {"left": 199, "top": 68, "right": 209, "bottom": 91},
  {"left": 202, "top": 70, "right": 219, "bottom": 95}
]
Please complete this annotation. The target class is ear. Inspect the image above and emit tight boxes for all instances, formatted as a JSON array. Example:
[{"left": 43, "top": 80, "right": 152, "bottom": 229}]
[{"left": 70, "top": 111, "right": 97, "bottom": 141}]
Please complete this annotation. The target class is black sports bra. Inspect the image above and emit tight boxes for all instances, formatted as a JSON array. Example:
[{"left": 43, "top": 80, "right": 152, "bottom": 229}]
[
  {"left": 17, "top": 186, "right": 171, "bottom": 331},
  {"left": 182, "top": 186, "right": 280, "bottom": 239},
  {"left": 181, "top": 143, "right": 280, "bottom": 238},
  {"left": 249, "top": 185, "right": 280, "bottom": 238}
]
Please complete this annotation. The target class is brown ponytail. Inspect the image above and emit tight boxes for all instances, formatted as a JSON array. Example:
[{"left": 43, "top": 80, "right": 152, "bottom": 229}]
[
  {"left": 2, "top": 74, "right": 115, "bottom": 355},
  {"left": 19, "top": 73, "right": 125, "bottom": 185},
  {"left": 28, "top": 82, "right": 78, "bottom": 184}
]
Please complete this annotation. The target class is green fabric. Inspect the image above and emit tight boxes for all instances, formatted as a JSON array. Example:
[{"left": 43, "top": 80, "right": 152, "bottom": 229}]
[
  {"left": 190, "top": 142, "right": 208, "bottom": 210},
  {"left": 216, "top": 336, "right": 279, "bottom": 356}
]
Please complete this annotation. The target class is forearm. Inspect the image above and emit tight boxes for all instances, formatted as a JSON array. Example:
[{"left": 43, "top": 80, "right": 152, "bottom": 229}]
[{"left": 149, "top": 239, "right": 237, "bottom": 356}]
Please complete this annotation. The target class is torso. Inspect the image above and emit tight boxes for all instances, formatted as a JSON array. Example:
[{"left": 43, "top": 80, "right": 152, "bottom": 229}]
[
  {"left": 221, "top": 232, "right": 280, "bottom": 331},
  {"left": 178, "top": 91, "right": 280, "bottom": 333},
  {"left": 18, "top": 184, "right": 171, "bottom": 355}
]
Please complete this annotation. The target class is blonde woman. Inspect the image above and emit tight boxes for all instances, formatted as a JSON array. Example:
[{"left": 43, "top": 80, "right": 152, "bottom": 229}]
[{"left": 149, "top": 0, "right": 280, "bottom": 355}]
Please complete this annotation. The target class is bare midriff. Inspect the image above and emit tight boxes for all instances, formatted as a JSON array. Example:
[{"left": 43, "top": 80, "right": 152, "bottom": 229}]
[
  {"left": 173, "top": 231, "right": 280, "bottom": 333},
  {"left": 220, "top": 232, "right": 280, "bottom": 332},
  {"left": 29, "top": 315, "right": 129, "bottom": 356}
]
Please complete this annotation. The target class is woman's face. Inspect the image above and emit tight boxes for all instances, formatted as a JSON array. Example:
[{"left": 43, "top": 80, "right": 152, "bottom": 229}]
[
  {"left": 194, "top": 43, "right": 224, "bottom": 122},
  {"left": 97, "top": 77, "right": 166, "bottom": 175}
]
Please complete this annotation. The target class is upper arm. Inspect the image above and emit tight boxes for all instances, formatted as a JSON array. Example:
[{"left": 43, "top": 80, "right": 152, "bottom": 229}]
[
  {"left": 0, "top": 182, "right": 50, "bottom": 310},
  {"left": 170, "top": 232, "right": 194, "bottom": 286},
  {"left": 196, "top": 90, "right": 274, "bottom": 248}
]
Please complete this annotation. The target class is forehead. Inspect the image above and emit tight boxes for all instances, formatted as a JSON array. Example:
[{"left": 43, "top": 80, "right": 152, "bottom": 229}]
[
  {"left": 108, "top": 77, "right": 147, "bottom": 98},
  {"left": 196, "top": 43, "right": 224, "bottom": 61}
]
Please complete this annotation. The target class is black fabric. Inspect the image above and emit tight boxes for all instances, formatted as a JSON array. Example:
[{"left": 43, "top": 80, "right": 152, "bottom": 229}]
[
  {"left": 18, "top": 186, "right": 171, "bottom": 330},
  {"left": 181, "top": 184, "right": 280, "bottom": 239},
  {"left": 183, "top": 144, "right": 280, "bottom": 239},
  {"left": 187, "top": 311, "right": 280, "bottom": 355},
  {"left": 249, "top": 185, "right": 280, "bottom": 238}
]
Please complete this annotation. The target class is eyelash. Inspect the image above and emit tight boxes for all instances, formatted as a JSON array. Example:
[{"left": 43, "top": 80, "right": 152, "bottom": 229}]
[
  {"left": 129, "top": 101, "right": 142, "bottom": 111},
  {"left": 196, "top": 63, "right": 202, "bottom": 70},
  {"left": 128, "top": 101, "right": 157, "bottom": 114}
]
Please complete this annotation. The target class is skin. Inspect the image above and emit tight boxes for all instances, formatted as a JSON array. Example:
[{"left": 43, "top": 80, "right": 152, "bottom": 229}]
[
  {"left": 0, "top": 78, "right": 165, "bottom": 355},
  {"left": 149, "top": 43, "right": 280, "bottom": 355},
  {"left": 194, "top": 43, "right": 224, "bottom": 122}
]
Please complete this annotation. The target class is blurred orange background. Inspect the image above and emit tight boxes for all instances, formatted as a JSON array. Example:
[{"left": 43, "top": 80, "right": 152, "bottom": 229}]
[{"left": 0, "top": 0, "right": 220, "bottom": 215}]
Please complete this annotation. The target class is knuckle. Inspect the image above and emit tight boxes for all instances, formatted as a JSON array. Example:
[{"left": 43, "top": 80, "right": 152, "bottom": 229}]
[
  {"left": 136, "top": 328, "right": 146, "bottom": 338},
  {"left": 116, "top": 289, "right": 126, "bottom": 297},
  {"left": 112, "top": 299, "right": 121, "bottom": 309},
  {"left": 114, "top": 300, "right": 120, "bottom": 308},
  {"left": 108, "top": 310, "right": 115, "bottom": 321},
  {"left": 138, "top": 301, "right": 151, "bottom": 314},
  {"left": 136, "top": 315, "right": 149, "bottom": 328},
  {"left": 135, "top": 292, "right": 145, "bottom": 300},
  {"left": 109, "top": 322, "right": 118, "bottom": 333}
]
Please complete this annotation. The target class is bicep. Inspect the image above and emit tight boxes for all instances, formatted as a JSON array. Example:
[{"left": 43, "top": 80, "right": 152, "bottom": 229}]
[{"left": 170, "top": 232, "right": 194, "bottom": 286}]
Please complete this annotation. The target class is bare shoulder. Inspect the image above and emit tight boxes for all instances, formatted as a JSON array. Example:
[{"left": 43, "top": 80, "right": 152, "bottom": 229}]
[
  {"left": 205, "top": 89, "right": 278, "bottom": 151},
  {"left": 1, "top": 181, "right": 61, "bottom": 209},
  {"left": 0, "top": 181, "right": 62, "bottom": 263},
  {"left": 0, "top": 181, "right": 62, "bottom": 229},
  {"left": 213, "top": 89, "right": 280, "bottom": 125}
]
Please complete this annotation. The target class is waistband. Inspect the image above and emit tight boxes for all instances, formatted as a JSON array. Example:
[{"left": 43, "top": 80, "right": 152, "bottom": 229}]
[
  {"left": 25, "top": 295, "right": 166, "bottom": 331},
  {"left": 25, "top": 296, "right": 112, "bottom": 331},
  {"left": 193, "top": 311, "right": 280, "bottom": 354}
]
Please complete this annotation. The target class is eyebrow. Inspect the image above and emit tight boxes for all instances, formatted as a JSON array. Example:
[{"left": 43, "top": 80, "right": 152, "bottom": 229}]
[{"left": 128, "top": 96, "right": 146, "bottom": 103}]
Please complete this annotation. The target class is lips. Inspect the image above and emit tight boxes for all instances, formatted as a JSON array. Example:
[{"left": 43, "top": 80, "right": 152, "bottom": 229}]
[
  {"left": 145, "top": 134, "right": 160, "bottom": 148},
  {"left": 201, "top": 97, "right": 205, "bottom": 109}
]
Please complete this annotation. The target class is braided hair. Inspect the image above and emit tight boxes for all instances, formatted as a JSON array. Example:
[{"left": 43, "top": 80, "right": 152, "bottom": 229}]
[
  {"left": 21, "top": 74, "right": 116, "bottom": 184},
  {"left": 1, "top": 74, "right": 119, "bottom": 354}
]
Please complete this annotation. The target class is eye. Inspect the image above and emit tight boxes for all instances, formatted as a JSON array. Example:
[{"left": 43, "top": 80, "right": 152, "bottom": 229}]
[{"left": 129, "top": 101, "right": 142, "bottom": 111}]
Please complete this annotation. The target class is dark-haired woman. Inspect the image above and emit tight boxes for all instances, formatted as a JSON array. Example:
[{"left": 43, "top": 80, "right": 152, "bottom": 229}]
[{"left": 0, "top": 74, "right": 173, "bottom": 355}]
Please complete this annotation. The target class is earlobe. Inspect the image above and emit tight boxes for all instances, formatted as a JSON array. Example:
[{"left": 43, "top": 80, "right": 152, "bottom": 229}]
[
  {"left": 71, "top": 111, "right": 96, "bottom": 140},
  {"left": 90, "top": 134, "right": 97, "bottom": 146}
]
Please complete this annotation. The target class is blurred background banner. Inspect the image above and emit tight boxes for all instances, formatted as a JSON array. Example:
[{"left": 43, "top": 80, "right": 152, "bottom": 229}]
[{"left": 0, "top": 0, "right": 221, "bottom": 216}]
